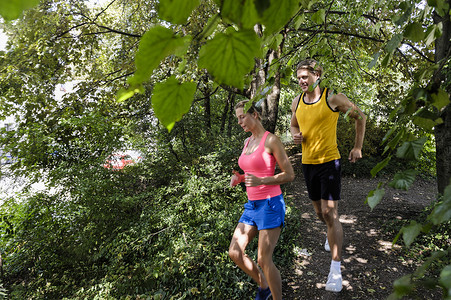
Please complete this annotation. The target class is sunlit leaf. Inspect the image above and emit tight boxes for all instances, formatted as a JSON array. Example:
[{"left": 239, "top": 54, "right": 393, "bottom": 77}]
[
  {"left": 401, "top": 220, "right": 422, "bottom": 247},
  {"left": 366, "top": 187, "right": 385, "bottom": 210},
  {"left": 431, "top": 88, "right": 450, "bottom": 110},
  {"left": 128, "top": 26, "right": 191, "bottom": 86},
  {"left": 151, "top": 76, "right": 197, "bottom": 132},
  {"left": 396, "top": 136, "right": 427, "bottom": 160},
  {"left": 389, "top": 169, "right": 418, "bottom": 190},
  {"left": 198, "top": 28, "right": 260, "bottom": 89},
  {"left": 158, "top": 0, "right": 200, "bottom": 24},
  {"left": 0, "top": 0, "right": 40, "bottom": 21}
]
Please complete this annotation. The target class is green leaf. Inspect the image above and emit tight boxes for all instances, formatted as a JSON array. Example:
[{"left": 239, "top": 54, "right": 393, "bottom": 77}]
[
  {"left": 431, "top": 88, "right": 450, "bottom": 110},
  {"left": 389, "top": 169, "right": 418, "bottom": 190},
  {"left": 368, "top": 52, "right": 381, "bottom": 69},
  {"left": 392, "top": 274, "right": 414, "bottom": 297},
  {"left": 439, "top": 265, "right": 451, "bottom": 290},
  {"left": 401, "top": 220, "right": 422, "bottom": 247},
  {"left": 198, "top": 28, "right": 260, "bottom": 89},
  {"left": 261, "top": 0, "right": 299, "bottom": 34},
  {"left": 385, "top": 33, "right": 403, "bottom": 53},
  {"left": 394, "top": 2, "right": 414, "bottom": 26},
  {"left": 128, "top": 26, "right": 191, "bottom": 86},
  {"left": 116, "top": 86, "right": 145, "bottom": 103},
  {"left": 403, "top": 22, "right": 425, "bottom": 43},
  {"left": 396, "top": 136, "right": 427, "bottom": 160},
  {"left": 311, "top": 9, "right": 326, "bottom": 24},
  {"left": 158, "top": 0, "right": 200, "bottom": 24},
  {"left": 429, "top": 183, "right": 451, "bottom": 225},
  {"left": 381, "top": 52, "right": 392, "bottom": 67},
  {"left": 201, "top": 14, "right": 220, "bottom": 38},
  {"left": 366, "top": 187, "right": 385, "bottom": 210},
  {"left": 413, "top": 116, "right": 443, "bottom": 131},
  {"left": 151, "top": 76, "right": 197, "bottom": 132},
  {"left": 371, "top": 156, "right": 391, "bottom": 177},
  {"left": 0, "top": 0, "right": 40, "bottom": 21},
  {"left": 219, "top": 0, "right": 260, "bottom": 29},
  {"left": 425, "top": 23, "right": 442, "bottom": 46}
]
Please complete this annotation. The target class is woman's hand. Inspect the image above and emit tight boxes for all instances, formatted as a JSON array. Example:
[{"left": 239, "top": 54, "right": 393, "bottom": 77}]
[
  {"left": 230, "top": 170, "right": 244, "bottom": 187},
  {"left": 244, "top": 173, "right": 262, "bottom": 187}
]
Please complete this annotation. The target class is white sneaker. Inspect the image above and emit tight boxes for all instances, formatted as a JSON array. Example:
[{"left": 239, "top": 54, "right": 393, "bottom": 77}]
[
  {"left": 324, "top": 237, "right": 330, "bottom": 252},
  {"left": 325, "top": 270, "right": 342, "bottom": 292}
]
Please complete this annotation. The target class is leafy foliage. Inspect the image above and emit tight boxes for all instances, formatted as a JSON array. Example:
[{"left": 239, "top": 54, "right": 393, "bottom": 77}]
[{"left": 0, "top": 0, "right": 450, "bottom": 299}]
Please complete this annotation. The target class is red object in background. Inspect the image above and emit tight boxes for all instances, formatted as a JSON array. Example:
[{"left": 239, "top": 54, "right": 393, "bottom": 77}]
[{"left": 103, "top": 154, "right": 135, "bottom": 170}]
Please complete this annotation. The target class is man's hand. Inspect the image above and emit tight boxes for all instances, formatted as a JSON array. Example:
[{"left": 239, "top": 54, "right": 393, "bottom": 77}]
[
  {"left": 292, "top": 132, "right": 304, "bottom": 144},
  {"left": 348, "top": 148, "right": 362, "bottom": 163}
]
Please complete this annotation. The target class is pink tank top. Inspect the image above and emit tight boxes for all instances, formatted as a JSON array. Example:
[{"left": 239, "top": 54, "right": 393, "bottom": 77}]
[{"left": 238, "top": 131, "right": 282, "bottom": 200}]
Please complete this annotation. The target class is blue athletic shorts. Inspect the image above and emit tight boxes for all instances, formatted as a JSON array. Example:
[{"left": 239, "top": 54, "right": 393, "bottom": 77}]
[
  {"left": 238, "top": 194, "right": 286, "bottom": 230},
  {"left": 302, "top": 159, "right": 341, "bottom": 201}
]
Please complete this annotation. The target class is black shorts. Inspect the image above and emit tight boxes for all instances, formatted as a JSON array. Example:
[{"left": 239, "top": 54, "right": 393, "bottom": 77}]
[{"left": 302, "top": 159, "right": 341, "bottom": 201}]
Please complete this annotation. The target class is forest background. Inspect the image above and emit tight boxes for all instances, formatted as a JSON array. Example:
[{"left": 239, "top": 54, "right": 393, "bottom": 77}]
[{"left": 0, "top": 0, "right": 450, "bottom": 299}]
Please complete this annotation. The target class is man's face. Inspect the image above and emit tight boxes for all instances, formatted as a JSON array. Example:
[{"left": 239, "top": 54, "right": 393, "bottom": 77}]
[{"left": 297, "top": 68, "right": 319, "bottom": 92}]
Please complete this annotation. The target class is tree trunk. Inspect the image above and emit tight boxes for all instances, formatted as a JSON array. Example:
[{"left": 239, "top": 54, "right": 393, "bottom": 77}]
[
  {"left": 262, "top": 48, "right": 282, "bottom": 133},
  {"left": 433, "top": 1, "right": 451, "bottom": 194}
]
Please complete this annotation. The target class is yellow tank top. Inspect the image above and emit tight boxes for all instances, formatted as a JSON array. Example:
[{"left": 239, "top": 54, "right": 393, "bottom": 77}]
[{"left": 295, "top": 88, "right": 341, "bottom": 164}]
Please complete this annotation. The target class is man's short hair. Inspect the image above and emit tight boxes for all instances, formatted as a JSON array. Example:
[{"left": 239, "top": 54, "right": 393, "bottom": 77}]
[{"left": 296, "top": 59, "right": 323, "bottom": 77}]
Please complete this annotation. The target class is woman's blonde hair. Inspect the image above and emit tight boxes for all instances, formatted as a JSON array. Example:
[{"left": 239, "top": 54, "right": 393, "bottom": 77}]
[{"left": 234, "top": 100, "right": 262, "bottom": 120}]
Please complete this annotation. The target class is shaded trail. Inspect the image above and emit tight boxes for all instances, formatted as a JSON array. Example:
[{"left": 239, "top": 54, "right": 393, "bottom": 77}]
[{"left": 280, "top": 153, "right": 440, "bottom": 299}]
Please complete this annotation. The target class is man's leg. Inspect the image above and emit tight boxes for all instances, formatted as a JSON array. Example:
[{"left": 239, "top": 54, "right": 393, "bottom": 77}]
[
  {"left": 258, "top": 227, "right": 282, "bottom": 300},
  {"left": 321, "top": 199, "right": 343, "bottom": 292},
  {"left": 321, "top": 199, "right": 342, "bottom": 261}
]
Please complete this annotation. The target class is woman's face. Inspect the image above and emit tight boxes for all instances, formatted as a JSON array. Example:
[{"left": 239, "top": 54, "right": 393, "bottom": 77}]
[{"left": 235, "top": 107, "right": 256, "bottom": 132}]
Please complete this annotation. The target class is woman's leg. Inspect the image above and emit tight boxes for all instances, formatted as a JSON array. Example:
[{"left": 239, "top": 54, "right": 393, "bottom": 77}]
[
  {"left": 229, "top": 223, "right": 268, "bottom": 288},
  {"left": 257, "top": 227, "right": 282, "bottom": 300}
]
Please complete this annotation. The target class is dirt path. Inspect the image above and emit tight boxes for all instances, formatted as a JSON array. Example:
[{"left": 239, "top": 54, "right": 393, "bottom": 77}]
[{"left": 281, "top": 154, "right": 440, "bottom": 299}]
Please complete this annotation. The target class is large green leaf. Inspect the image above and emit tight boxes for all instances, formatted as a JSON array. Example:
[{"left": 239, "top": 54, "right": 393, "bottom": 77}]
[
  {"left": 402, "top": 220, "right": 422, "bottom": 247},
  {"left": 366, "top": 187, "right": 385, "bottom": 210},
  {"left": 198, "top": 28, "right": 260, "bottom": 89},
  {"left": 128, "top": 26, "right": 191, "bottom": 86},
  {"left": 0, "top": 0, "right": 40, "bottom": 21},
  {"left": 151, "top": 76, "right": 197, "bottom": 132},
  {"left": 158, "top": 0, "right": 200, "bottom": 24},
  {"left": 217, "top": 0, "right": 260, "bottom": 29},
  {"left": 389, "top": 169, "right": 418, "bottom": 190},
  {"left": 403, "top": 22, "right": 425, "bottom": 43},
  {"left": 396, "top": 136, "right": 427, "bottom": 160},
  {"left": 261, "top": 0, "right": 299, "bottom": 34},
  {"left": 429, "top": 183, "right": 451, "bottom": 225}
]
